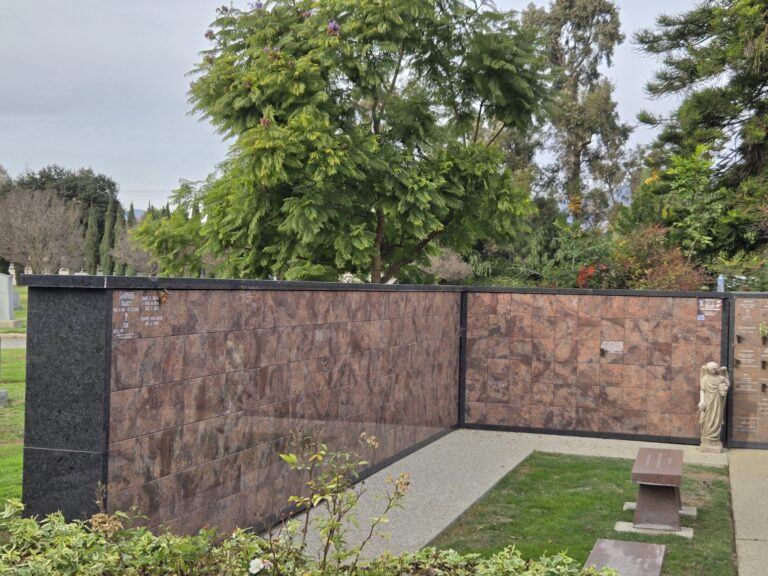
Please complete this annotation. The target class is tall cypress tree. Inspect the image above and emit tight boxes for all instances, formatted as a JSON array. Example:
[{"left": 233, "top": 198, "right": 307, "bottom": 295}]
[
  {"left": 124, "top": 202, "right": 138, "bottom": 277},
  {"left": 112, "top": 209, "right": 126, "bottom": 276},
  {"left": 99, "top": 197, "right": 115, "bottom": 275},
  {"left": 84, "top": 205, "right": 99, "bottom": 275}
]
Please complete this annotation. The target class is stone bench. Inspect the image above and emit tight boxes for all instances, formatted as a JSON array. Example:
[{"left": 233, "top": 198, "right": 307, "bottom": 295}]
[
  {"left": 614, "top": 447, "right": 695, "bottom": 538},
  {"left": 631, "top": 447, "right": 683, "bottom": 531},
  {"left": 585, "top": 539, "right": 665, "bottom": 576}
]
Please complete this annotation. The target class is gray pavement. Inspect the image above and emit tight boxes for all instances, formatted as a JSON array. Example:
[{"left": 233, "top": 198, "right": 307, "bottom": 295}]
[
  {"left": 300, "top": 429, "right": 729, "bottom": 561},
  {"left": 0, "top": 334, "right": 26, "bottom": 349},
  {"left": 730, "top": 450, "right": 768, "bottom": 576}
]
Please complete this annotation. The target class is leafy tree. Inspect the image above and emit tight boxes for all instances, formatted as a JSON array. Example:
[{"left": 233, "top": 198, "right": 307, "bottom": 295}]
[
  {"left": 167, "top": 0, "right": 547, "bottom": 282},
  {"left": 13, "top": 165, "right": 118, "bottom": 232},
  {"left": 84, "top": 206, "right": 100, "bottom": 275},
  {"left": 132, "top": 186, "right": 208, "bottom": 277},
  {"left": 525, "top": 0, "right": 631, "bottom": 223},
  {"left": 468, "top": 196, "right": 565, "bottom": 286},
  {"left": 636, "top": 0, "right": 768, "bottom": 259},
  {"left": 99, "top": 197, "right": 116, "bottom": 275}
]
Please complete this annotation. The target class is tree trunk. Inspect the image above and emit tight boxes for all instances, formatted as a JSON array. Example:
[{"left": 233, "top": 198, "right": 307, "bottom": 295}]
[
  {"left": 371, "top": 208, "right": 385, "bottom": 283},
  {"left": 565, "top": 142, "right": 585, "bottom": 221}
]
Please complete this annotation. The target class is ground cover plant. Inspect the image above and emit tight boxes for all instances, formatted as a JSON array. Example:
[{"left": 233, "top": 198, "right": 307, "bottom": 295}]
[
  {"left": 0, "top": 348, "right": 23, "bottom": 501},
  {"left": 0, "top": 286, "right": 26, "bottom": 334},
  {"left": 431, "top": 451, "right": 736, "bottom": 576},
  {"left": 0, "top": 436, "right": 615, "bottom": 575}
]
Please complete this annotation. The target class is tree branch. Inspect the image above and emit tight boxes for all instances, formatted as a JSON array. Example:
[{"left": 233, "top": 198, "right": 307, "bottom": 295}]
[
  {"left": 485, "top": 123, "right": 507, "bottom": 148},
  {"left": 472, "top": 100, "right": 485, "bottom": 144},
  {"left": 381, "top": 213, "right": 454, "bottom": 283}
]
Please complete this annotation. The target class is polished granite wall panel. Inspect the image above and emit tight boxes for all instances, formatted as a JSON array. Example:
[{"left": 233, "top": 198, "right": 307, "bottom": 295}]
[
  {"left": 107, "top": 289, "right": 460, "bottom": 534},
  {"left": 731, "top": 297, "right": 768, "bottom": 445},
  {"left": 464, "top": 293, "right": 724, "bottom": 440}
]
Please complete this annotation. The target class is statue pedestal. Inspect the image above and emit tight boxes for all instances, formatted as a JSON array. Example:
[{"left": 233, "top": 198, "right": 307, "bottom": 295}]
[{"left": 698, "top": 441, "right": 724, "bottom": 453}]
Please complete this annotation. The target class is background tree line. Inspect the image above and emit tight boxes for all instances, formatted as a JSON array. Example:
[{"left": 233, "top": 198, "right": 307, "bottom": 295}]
[
  {"left": 7, "top": 0, "right": 765, "bottom": 290},
  {"left": 134, "top": 0, "right": 764, "bottom": 289},
  {"left": 466, "top": 0, "right": 768, "bottom": 291},
  {"left": 0, "top": 165, "right": 154, "bottom": 277}
]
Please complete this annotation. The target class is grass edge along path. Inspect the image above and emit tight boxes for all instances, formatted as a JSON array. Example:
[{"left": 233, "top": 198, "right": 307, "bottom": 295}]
[
  {"left": 0, "top": 348, "right": 24, "bottom": 501},
  {"left": 430, "top": 451, "right": 736, "bottom": 576}
]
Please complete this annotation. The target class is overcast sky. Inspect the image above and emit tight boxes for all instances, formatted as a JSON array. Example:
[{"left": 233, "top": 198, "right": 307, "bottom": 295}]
[{"left": 0, "top": 0, "right": 692, "bottom": 209}]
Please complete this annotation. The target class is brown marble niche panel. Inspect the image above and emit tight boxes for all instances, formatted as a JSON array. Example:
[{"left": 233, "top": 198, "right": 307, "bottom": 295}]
[
  {"left": 732, "top": 298, "right": 768, "bottom": 443},
  {"left": 108, "top": 289, "right": 460, "bottom": 535},
  {"left": 465, "top": 293, "right": 724, "bottom": 440}
]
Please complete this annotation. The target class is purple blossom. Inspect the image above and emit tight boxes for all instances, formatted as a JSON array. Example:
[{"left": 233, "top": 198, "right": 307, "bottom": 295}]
[
  {"left": 252, "top": 1, "right": 264, "bottom": 9},
  {"left": 301, "top": 10, "right": 312, "bottom": 18},
  {"left": 205, "top": 29, "right": 215, "bottom": 40},
  {"left": 327, "top": 20, "right": 340, "bottom": 35}
]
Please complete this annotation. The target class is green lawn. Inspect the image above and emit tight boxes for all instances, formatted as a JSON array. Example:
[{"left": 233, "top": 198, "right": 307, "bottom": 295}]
[
  {"left": 0, "top": 348, "right": 24, "bottom": 500},
  {"left": 0, "top": 286, "right": 27, "bottom": 334},
  {"left": 430, "top": 451, "right": 736, "bottom": 576}
]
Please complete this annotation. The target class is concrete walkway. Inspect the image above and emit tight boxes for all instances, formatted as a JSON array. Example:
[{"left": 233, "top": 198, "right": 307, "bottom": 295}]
[
  {"left": 730, "top": 450, "right": 768, "bottom": 576},
  {"left": 329, "top": 429, "right": 746, "bottom": 567}
]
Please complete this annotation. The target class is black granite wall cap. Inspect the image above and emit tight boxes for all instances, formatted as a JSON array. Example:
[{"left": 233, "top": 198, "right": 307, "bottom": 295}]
[
  {"left": 462, "top": 286, "right": 731, "bottom": 298},
  {"left": 20, "top": 274, "right": 737, "bottom": 299},
  {"left": 22, "top": 288, "right": 111, "bottom": 520},
  {"left": 19, "top": 275, "right": 465, "bottom": 292}
]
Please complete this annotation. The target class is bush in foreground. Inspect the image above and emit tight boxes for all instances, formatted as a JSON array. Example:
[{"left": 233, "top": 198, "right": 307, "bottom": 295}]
[{"left": 0, "top": 433, "right": 614, "bottom": 575}]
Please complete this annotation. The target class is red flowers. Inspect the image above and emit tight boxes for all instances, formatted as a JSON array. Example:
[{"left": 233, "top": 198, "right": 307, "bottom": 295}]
[{"left": 577, "top": 263, "right": 608, "bottom": 288}]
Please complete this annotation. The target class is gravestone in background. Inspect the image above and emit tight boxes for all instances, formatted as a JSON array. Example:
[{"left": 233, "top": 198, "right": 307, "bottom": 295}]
[{"left": 0, "top": 273, "right": 20, "bottom": 327}]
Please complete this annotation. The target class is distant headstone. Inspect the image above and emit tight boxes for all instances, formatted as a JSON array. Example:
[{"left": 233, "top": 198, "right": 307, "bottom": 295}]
[
  {"left": 0, "top": 390, "right": 7, "bottom": 408},
  {"left": 12, "top": 286, "right": 21, "bottom": 310},
  {"left": 585, "top": 539, "right": 665, "bottom": 576},
  {"left": 0, "top": 274, "right": 18, "bottom": 326}
]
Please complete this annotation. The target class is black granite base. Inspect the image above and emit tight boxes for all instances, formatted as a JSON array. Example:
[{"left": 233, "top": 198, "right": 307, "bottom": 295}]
[{"left": 22, "top": 448, "right": 105, "bottom": 519}]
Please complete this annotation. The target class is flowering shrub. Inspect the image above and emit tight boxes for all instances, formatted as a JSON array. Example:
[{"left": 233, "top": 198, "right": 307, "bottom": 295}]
[
  {"left": 576, "top": 263, "right": 611, "bottom": 289},
  {"left": 0, "top": 433, "right": 616, "bottom": 575}
]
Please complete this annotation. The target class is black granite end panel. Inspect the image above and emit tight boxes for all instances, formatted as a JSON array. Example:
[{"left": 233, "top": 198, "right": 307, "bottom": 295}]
[
  {"left": 22, "top": 448, "right": 104, "bottom": 519},
  {"left": 23, "top": 288, "right": 110, "bottom": 519},
  {"left": 24, "top": 289, "right": 110, "bottom": 451}
]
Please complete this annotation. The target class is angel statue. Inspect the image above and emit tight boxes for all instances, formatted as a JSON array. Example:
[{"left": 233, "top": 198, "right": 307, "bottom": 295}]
[{"left": 698, "top": 362, "right": 730, "bottom": 452}]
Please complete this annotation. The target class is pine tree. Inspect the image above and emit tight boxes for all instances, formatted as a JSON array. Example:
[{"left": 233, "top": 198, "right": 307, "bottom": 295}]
[
  {"left": 112, "top": 209, "right": 126, "bottom": 276},
  {"left": 84, "top": 205, "right": 99, "bottom": 275},
  {"left": 127, "top": 202, "right": 137, "bottom": 227},
  {"left": 99, "top": 197, "right": 115, "bottom": 275}
]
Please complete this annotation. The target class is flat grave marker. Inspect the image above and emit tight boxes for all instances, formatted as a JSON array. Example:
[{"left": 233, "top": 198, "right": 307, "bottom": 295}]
[{"left": 585, "top": 539, "right": 665, "bottom": 576}]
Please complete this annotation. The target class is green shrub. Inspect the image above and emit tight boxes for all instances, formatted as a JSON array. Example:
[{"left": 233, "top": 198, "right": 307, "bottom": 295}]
[{"left": 0, "top": 432, "right": 615, "bottom": 575}]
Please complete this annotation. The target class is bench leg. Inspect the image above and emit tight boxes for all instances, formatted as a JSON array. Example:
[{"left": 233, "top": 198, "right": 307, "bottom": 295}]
[{"left": 633, "top": 485, "right": 681, "bottom": 531}]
